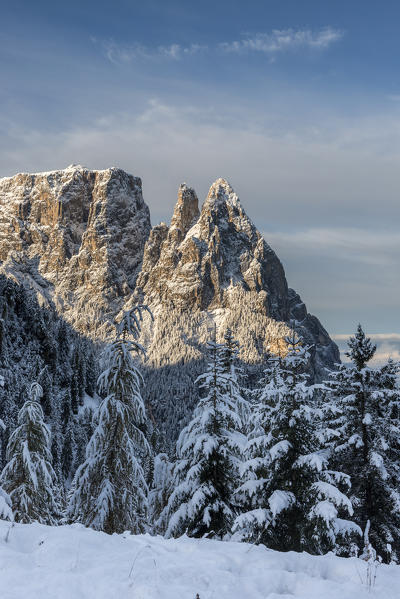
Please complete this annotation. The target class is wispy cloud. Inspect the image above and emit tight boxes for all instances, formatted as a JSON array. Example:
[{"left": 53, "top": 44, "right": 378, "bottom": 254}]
[
  {"left": 219, "top": 27, "right": 343, "bottom": 55},
  {"left": 101, "top": 39, "right": 206, "bottom": 64},
  {"left": 98, "top": 27, "right": 343, "bottom": 64}
]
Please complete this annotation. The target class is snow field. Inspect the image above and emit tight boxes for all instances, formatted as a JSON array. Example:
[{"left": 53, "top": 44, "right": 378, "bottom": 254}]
[{"left": 1, "top": 520, "right": 400, "bottom": 599}]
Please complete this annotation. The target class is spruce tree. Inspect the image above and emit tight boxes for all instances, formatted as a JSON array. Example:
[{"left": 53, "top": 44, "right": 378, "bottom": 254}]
[
  {"left": 38, "top": 366, "right": 53, "bottom": 419},
  {"left": 149, "top": 452, "right": 174, "bottom": 534},
  {"left": 61, "top": 420, "right": 77, "bottom": 483},
  {"left": 0, "top": 485, "right": 12, "bottom": 520},
  {"left": 221, "top": 328, "right": 249, "bottom": 430},
  {"left": 165, "top": 337, "right": 244, "bottom": 539},
  {"left": 0, "top": 418, "right": 12, "bottom": 521},
  {"left": 70, "top": 374, "right": 80, "bottom": 415},
  {"left": 324, "top": 325, "right": 400, "bottom": 560},
  {"left": 67, "top": 306, "right": 152, "bottom": 534},
  {"left": 233, "top": 332, "right": 358, "bottom": 554},
  {"left": 0, "top": 382, "right": 59, "bottom": 524}
]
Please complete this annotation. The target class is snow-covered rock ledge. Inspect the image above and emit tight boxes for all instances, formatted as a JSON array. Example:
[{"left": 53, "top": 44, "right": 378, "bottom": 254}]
[{"left": 1, "top": 520, "right": 400, "bottom": 599}]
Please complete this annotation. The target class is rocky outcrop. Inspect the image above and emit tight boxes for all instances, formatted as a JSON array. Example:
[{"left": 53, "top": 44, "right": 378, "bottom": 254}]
[
  {"left": 135, "top": 179, "right": 287, "bottom": 315},
  {"left": 0, "top": 165, "right": 339, "bottom": 377},
  {"left": 0, "top": 165, "right": 151, "bottom": 336},
  {"left": 132, "top": 178, "right": 339, "bottom": 380}
]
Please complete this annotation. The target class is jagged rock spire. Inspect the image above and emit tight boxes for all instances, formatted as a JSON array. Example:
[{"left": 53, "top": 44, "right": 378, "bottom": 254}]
[{"left": 170, "top": 183, "right": 199, "bottom": 238}]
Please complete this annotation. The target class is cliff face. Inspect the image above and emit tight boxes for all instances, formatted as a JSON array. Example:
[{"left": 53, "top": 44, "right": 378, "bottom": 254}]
[
  {"left": 133, "top": 178, "right": 339, "bottom": 380},
  {"left": 0, "top": 165, "right": 339, "bottom": 378},
  {"left": 136, "top": 180, "right": 287, "bottom": 315},
  {"left": 0, "top": 165, "right": 151, "bottom": 336}
]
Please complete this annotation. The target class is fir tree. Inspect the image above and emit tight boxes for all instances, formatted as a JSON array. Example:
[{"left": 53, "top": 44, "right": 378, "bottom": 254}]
[
  {"left": 61, "top": 389, "right": 73, "bottom": 434},
  {"left": 233, "top": 332, "right": 358, "bottom": 554},
  {"left": 61, "top": 420, "right": 76, "bottom": 482},
  {"left": 149, "top": 452, "right": 174, "bottom": 534},
  {"left": 221, "top": 328, "right": 249, "bottom": 431},
  {"left": 67, "top": 306, "right": 152, "bottom": 534},
  {"left": 38, "top": 366, "right": 53, "bottom": 419},
  {"left": 50, "top": 422, "right": 63, "bottom": 484},
  {"left": 165, "top": 337, "right": 244, "bottom": 539},
  {"left": 0, "top": 484, "right": 12, "bottom": 520},
  {"left": 70, "top": 373, "right": 80, "bottom": 415},
  {"left": 0, "top": 418, "right": 12, "bottom": 521},
  {"left": 324, "top": 325, "right": 400, "bottom": 560},
  {"left": 0, "top": 382, "right": 59, "bottom": 524}
]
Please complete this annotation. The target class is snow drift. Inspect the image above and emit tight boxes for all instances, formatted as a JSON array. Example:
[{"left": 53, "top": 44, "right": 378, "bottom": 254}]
[{"left": 1, "top": 519, "right": 399, "bottom": 599}]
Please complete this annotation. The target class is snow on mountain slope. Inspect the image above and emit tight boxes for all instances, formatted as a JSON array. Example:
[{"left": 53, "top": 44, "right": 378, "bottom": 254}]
[{"left": 1, "top": 520, "right": 399, "bottom": 599}]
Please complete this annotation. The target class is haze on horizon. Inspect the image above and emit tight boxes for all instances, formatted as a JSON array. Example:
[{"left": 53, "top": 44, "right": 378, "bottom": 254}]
[{"left": 1, "top": 0, "right": 399, "bottom": 361}]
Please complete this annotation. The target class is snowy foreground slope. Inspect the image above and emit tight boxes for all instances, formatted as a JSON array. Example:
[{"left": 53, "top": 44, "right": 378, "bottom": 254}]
[{"left": 1, "top": 520, "right": 399, "bottom": 599}]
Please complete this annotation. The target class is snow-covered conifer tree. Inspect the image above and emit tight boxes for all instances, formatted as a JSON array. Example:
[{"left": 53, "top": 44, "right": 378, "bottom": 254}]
[
  {"left": 0, "top": 485, "right": 12, "bottom": 520},
  {"left": 165, "top": 336, "right": 244, "bottom": 539},
  {"left": 233, "top": 332, "right": 358, "bottom": 554},
  {"left": 61, "top": 420, "right": 77, "bottom": 483},
  {"left": 0, "top": 418, "right": 12, "bottom": 521},
  {"left": 324, "top": 325, "right": 400, "bottom": 560},
  {"left": 67, "top": 306, "right": 152, "bottom": 534},
  {"left": 0, "top": 382, "right": 59, "bottom": 524},
  {"left": 221, "top": 328, "right": 249, "bottom": 431},
  {"left": 149, "top": 452, "right": 174, "bottom": 534}
]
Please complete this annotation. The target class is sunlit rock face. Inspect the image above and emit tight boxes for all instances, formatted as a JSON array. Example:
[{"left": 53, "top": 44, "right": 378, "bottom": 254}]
[
  {"left": 0, "top": 165, "right": 338, "bottom": 379},
  {"left": 132, "top": 177, "right": 339, "bottom": 380},
  {"left": 0, "top": 165, "right": 151, "bottom": 336}
]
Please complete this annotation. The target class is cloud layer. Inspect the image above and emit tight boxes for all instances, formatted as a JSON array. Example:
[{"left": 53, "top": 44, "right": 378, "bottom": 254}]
[{"left": 101, "top": 40, "right": 207, "bottom": 64}]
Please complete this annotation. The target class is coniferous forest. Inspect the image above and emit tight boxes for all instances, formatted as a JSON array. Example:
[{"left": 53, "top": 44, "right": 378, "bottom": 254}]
[{"left": 1, "top": 274, "right": 399, "bottom": 565}]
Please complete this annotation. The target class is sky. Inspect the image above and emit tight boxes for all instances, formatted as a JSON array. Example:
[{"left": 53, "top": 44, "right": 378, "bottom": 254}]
[{"left": 0, "top": 0, "right": 399, "bottom": 357}]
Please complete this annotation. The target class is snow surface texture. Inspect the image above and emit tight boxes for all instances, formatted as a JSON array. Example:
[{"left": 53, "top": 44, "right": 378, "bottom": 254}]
[{"left": 1, "top": 520, "right": 399, "bottom": 599}]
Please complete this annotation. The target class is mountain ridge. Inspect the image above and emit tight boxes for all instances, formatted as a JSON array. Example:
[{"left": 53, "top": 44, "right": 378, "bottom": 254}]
[{"left": 0, "top": 165, "right": 339, "bottom": 378}]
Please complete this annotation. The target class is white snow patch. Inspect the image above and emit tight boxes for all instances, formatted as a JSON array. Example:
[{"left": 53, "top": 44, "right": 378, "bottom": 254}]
[{"left": 1, "top": 520, "right": 399, "bottom": 598}]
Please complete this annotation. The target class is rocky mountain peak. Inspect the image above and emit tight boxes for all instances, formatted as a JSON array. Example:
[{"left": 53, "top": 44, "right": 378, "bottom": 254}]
[
  {"left": 197, "top": 178, "right": 258, "bottom": 249},
  {"left": 0, "top": 165, "right": 339, "bottom": 379},
  {"left": 204, "top": 177, "right": 239, "bottom": 207},
  {"left": 132, "top": 178, "right": 338, "bottom": 380}
]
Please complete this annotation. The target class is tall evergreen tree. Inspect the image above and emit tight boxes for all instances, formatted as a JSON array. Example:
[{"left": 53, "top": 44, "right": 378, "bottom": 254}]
[
  {"left": 324, "top": 325, "right": 400, "bottom": 560},
  {"left": 221, "top": 328, "right": 249, "bottom": 431},
  {"left": 165, "top": 336, "right": 244, "bottom": 539},
  {"left": 0, "top": 382, "right": 59, "bottom": 524},
  {"left": 67, "top": 306, "right": 152, "bottom": 534},
  {"left": 70, "top": 372, "right": 80, "bottom": 416},
  {"left": 61, "top": 420, "right": 77, "bottom": 483},
  {"left": 149, "top": 452, "right": 174, "bottom": 534},
  {"left": 38, "top": 366, "right": 53, "bottom": 419},
  {"left": 0, "top": 418, "right": 13, "bottom": 521},
  {"left": 233, "top": 333, "right": 359, "bottom": 554}
]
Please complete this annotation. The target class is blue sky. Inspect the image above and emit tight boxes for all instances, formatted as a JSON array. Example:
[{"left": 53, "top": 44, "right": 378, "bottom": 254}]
[{"left": 1, "top": 0, "right": 399, "bottom": 349}]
